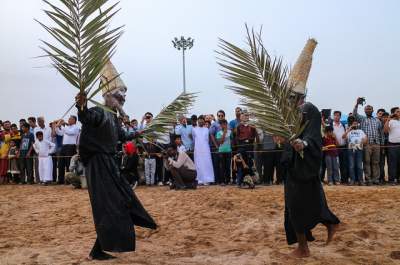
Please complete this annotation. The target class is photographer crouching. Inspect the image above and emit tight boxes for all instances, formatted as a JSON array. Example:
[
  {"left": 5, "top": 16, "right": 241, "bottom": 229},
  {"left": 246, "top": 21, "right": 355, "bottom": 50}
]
[{"left": 164, "top": 144, "right": 198, "bottom": 190}]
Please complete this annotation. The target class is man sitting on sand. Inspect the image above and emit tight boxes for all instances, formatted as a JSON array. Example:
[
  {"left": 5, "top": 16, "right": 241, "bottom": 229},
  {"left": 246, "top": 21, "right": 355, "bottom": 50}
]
[{"left": 164, "top": 144, "right": 197, "bottom": 190}]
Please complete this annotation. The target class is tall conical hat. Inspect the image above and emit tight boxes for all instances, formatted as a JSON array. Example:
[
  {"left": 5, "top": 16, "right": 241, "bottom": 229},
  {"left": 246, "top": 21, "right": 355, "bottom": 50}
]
[
  {"left": 100, "top": 59, "right": 127, "bottom": 96},
  {"left": 288, "top": 38, "right": 318, "bottom": 95}
]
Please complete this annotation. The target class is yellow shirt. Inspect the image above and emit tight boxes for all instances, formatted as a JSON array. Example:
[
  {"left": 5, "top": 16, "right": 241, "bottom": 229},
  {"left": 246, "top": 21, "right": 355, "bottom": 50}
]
[{"left": 0, "top": 133, "right": 11, "bottom": 158}]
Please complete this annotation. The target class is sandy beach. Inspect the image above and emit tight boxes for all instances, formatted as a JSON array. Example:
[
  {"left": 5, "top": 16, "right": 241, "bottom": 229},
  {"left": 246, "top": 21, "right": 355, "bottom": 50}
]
[{"left": 0, "top": 184, "right": 400, "bottom": 265}]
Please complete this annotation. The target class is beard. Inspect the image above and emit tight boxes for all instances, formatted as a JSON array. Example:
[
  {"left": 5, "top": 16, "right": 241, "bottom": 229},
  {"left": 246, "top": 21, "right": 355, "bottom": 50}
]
[{"left": 105, "top": 94, "right": 126, "bottom": 117}]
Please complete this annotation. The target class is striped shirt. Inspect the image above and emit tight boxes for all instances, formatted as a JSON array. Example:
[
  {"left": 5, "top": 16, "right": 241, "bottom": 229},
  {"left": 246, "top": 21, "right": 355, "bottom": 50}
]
[{"left": 353, "top": 107, "right": 382, "bottom": 145}]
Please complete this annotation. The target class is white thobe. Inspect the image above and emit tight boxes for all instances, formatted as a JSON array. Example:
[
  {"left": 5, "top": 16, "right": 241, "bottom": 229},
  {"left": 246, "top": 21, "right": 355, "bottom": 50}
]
[
  {"left": 33, "top": 140, "right": 56, "bottom": 182},
  {"left": 192, "top": 126, "right": 215, "bottom": 184}
]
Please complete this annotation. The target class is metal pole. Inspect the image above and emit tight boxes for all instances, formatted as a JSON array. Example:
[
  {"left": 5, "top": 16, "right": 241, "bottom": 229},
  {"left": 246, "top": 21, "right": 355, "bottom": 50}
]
[{"left": 182, "top": 48, "right": 186, "bottom": 94}]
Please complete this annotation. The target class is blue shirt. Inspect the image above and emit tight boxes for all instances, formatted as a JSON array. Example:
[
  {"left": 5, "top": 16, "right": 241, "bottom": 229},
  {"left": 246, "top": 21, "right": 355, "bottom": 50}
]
[
  {"left": 229, "top": 119, "right": 241, "bottom": 130},
  {"left": 175, "top": 124, "right": 193, "bottom": 151},
  {"left": 209, "top": 121, "right": 222, "bottom": 136}
]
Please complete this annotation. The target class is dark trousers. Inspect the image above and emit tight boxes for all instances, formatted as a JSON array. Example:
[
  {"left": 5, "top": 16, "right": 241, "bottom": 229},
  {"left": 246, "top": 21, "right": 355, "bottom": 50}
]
[
  {"left": 33, "top": 154, "right": 39, "bottom": 183},
  {"left": 155, "top": 156, "right": 164, "bottom": 183},
  {"left": 236, "top": 166, "right": 249, "bottom": 185},
  {"left": 121, "top": 155, "right": 139, "bottom": 185},
  {"left": 320, "top": 152, "right": 326, "bottom": 182},
  {"left": 388, "top": 143, "right": 400, "bottom": 182},
  {"left": 58, "top": 144, "right": 76, "bottom": 184},
  {"left": 211, "top": 147, "right": 220, "bottom": 183},
  {"left": 238, "top": 143, "right": 254, "bottom": 176},
  {"left": 169, "top": 166, "right": 197, "bottom": 189},
  {"left": 275, "top": 151, "right": 285, "bottom": 183},
  {"left": 379, "top": 146, "right": 387, "bottom": 182},
  {"left": 51, "top": 152, "right": 59, "bottom": 182},
  {"left": 218, "top": 152, "right": 231, "bottom": 184},
  {"left": 348, "top": 149, "right": 363, "bottom": 183},
  {"left": 261, "top": 151, "right": 275, "bottom": 184},
  {"left": 338, "top": 147, "right": 349, "bottom": 183},
  {"left": 18, "top": 156, "right": 34, "bottom": 183}
]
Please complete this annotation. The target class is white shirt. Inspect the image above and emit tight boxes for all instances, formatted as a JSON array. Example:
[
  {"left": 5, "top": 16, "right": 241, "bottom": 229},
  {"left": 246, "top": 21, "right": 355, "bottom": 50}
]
[
  {"left": 388, "top": 119, "right": 400, "bottom": 143},
  {"left": 177, "top": 144, "right": 187, "bottom": 153},
  {"left": 347, "top": 129, "right": 366, "bottom": 150},
  {"left": 33, "top": 126, "right": 52, "bottom": 142},
  {"left": 333, "top": 121, "right": 346, "bottom": 146},
  {"left": 168, "top": 150, "right": 196, "bottom": 171},
  {"left": 56, "top": 124, "right": 80, "bottom": 145},
  {"left": 33, "top": 140, "right": 56, "bottom": 157}
]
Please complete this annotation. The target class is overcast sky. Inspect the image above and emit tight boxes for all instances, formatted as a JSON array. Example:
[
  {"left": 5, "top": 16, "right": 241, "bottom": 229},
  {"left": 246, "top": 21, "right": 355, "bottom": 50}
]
[{"left": 1, "top": 0, "right": 399, "bottom": 123}]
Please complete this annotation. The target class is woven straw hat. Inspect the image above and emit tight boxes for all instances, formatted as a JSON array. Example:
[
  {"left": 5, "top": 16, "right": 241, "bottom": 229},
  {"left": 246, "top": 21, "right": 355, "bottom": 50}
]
[
  {"left": 288, "top": 38, "right": 318, "bottom": 95},
  {"left": 100, "top": 59, "right": 127, "bottom": 96}
]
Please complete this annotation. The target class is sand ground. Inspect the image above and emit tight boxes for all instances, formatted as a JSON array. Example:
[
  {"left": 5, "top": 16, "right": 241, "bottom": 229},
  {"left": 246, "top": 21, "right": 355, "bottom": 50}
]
[{"left": 1, "top": 184, "right": 400, "bottom": 265}]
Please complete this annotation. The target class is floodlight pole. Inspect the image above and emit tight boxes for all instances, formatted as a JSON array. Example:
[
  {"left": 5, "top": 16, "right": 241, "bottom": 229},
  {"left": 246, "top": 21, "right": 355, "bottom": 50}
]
[
  {"left": 172, "top": 36, "right": 194, "bottom": 94},
  {"left": 182, "top": 47, "right": 186, "bottom": 93}
]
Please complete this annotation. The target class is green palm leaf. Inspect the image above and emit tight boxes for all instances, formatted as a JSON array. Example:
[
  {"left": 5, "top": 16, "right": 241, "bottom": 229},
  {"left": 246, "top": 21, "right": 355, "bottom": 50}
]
[
  {"left": 141, "top": 93, "right": 197, "bottom": 142},
  {"left": 217, "top": 25, "right": 302, "bottom": 139},
  {"left": 37, "top": 0, "right": 123, "bottom": 112}
]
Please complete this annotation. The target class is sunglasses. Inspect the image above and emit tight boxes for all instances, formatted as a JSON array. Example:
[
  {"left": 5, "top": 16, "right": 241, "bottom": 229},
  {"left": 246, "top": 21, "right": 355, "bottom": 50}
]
[{"left": 218, "top": 114, "right": 224, "bottom": 118}]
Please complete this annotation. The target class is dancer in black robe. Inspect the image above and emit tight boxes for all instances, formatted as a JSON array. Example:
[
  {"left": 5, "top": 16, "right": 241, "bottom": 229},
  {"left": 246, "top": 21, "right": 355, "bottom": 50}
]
[
  {"left": 76, "top": 88, "right": 156, "bottom": 260},
  {"left": 281, "top": 101, "right": 340, "bottom": 258}
]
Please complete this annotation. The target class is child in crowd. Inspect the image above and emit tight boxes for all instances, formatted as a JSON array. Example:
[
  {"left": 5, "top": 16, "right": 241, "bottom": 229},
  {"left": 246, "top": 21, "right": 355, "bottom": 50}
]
[
  {"left": 33, "top": 131, "right": 55, "bottom": 185},
  {"left": 343, "top": 117, "right": 368, "bottom": 185},
  {"left": 66, "top": 152, "right": 87, "bottom": 189},
  {"left": 233, "top": 153, "right": 250, "bottom": 188},
  {"left": 174, "top": 135, "right": 187, "bottom": 153},
  {"left": 19, "top": 123, "right": 34, "bottom": 184},
  {"left": 216, "top": 119, "right": 232, "bottom": 185},
  {"left": 7, "top": 140, "right": 20, "bottom": 183},
  {"left": 121, "top": 141, "right": 139, "bottom": 188},
  {"left": 143, "top": 139, "right": 158, "bottom": 186},
  {"left": 322, "top": 126, "right": 340, "bottom": 185}
]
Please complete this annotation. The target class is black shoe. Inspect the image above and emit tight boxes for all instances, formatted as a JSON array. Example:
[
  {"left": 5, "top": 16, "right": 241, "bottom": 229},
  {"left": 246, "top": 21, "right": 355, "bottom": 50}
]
[{"left": 89, "top": 251, "right": 116, "bottom": 261}]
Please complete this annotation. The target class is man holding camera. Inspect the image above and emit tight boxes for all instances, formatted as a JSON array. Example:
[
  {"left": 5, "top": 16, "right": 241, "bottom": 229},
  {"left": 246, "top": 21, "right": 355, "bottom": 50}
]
[
  {"left": 164, "top": 144, "right": 197, "bottom": 190},
  {"left": 55, "top": 116, "right": 80, "bottom": 184},
  {"left": 384, "top": 107, "right": 400, "bottom": 184},
  {"left": 353, "top": 97, "right": 382, "bottom": 185}
]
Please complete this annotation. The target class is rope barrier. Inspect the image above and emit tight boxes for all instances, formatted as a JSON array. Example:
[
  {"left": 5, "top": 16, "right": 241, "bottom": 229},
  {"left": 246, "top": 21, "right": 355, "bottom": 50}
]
[{"left": 1, "top": 143, "right": 399, "bottom": 160}]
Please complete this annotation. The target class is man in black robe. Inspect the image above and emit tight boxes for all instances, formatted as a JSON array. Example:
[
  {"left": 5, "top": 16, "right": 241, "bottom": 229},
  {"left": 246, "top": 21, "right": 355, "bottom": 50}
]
[
  {"left": 75, "top": 84, "right": 156, "bottom": 260},
  {"left": 281, "top": 100, "right": 340, "bottom": 258}
]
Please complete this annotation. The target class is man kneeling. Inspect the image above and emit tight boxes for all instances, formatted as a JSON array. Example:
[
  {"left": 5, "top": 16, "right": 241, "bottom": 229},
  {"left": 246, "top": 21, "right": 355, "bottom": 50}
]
[{"left": 165, "top": 144, "right": 197, "bottom": 190}]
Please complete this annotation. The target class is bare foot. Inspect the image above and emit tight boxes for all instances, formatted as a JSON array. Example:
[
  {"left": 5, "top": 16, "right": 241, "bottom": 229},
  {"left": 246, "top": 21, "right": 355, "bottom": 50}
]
[
  {"left": 289, "top": 247, "right": 310, "bottom": 258},
  {"left": 325, "top": 224, "right": 339, "bottom": 245}
]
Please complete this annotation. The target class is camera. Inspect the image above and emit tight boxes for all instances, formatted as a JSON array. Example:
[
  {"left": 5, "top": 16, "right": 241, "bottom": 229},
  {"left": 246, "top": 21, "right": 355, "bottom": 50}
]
[
  {"left": 357, "top": 97, "right": 366, "bottom": 106},
  {"left": 321, "top": 109, "right": 332, "bottom": 126}
]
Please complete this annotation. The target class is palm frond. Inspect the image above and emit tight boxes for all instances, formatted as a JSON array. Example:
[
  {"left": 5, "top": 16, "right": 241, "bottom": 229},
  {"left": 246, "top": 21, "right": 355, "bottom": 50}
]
[
  {"left": 37, "top": 0, "right": 123, "bottom": 112},
  {"left": 141, "top": 93, "right": 197, "bottom": 142},
  {"left": 216, "top": 25, "right": 302, "bottom": 139}
]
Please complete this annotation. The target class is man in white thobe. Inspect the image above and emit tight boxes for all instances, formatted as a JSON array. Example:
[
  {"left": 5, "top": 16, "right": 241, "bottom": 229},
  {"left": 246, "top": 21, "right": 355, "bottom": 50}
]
[
  {"left": 33, "top": 131, "right": 56, "bottom": 184},
  {"left": 192, "top": 115, "right": 215, "bottom": 184}
]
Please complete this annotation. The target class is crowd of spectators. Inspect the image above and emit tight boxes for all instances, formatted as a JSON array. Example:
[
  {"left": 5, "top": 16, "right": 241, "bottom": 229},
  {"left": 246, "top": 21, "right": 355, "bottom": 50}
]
[{"left": 1, "top": 97, "right": 400, "bottom": 189}]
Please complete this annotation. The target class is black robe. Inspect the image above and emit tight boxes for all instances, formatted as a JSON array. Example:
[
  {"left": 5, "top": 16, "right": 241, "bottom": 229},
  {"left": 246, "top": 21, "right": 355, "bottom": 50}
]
[
  {"left": 282, "top": 102, "right": 340, "bottom": 245},
  {"left": 78, "top": 106, "right": 157, "bottom": 252}
]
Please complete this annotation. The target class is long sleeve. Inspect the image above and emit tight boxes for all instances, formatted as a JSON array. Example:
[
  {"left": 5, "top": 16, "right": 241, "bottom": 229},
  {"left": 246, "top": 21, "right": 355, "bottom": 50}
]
[
  {"left": 48, "top": 141, "right": 56, "bottom": 154},
  {"left": 56, "top": 127, "right": 64, "bottom": 136},
  {"left": 353, "top": 105, "right": 363, "bottom": 122},
  {"left": 64, "top": 125, "right": 80, "bottom": 136},
  {"left": 33, "top": 142, "right": 39, "bottom": 154},
  {"left": 169, "top": 152, "right": 188, "bottom": 168},
  {"left": 77, "top": 105, "right": 104, "bottom": 127}
]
